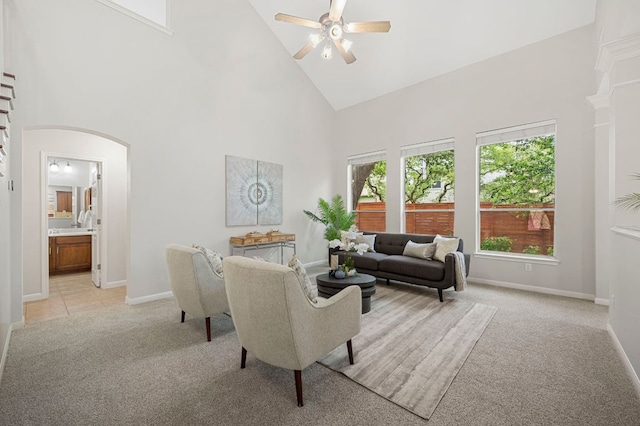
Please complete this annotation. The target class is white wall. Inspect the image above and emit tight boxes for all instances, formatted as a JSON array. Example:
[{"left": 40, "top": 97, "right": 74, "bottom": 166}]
[
  {"left": 335, "top": 25, "right": 597, "bottom": 298},
  {"left": 593, "top": 0, "right": 640, "bottom": 391},
  {"left": 6, "top": 0, "right": 335, "bottom": 312},
  {"left": 0, "top": 0, "right": 12, "bottom": 382},
  {"left": 22, "top": 129, "right": 128, "bottom": 297}
]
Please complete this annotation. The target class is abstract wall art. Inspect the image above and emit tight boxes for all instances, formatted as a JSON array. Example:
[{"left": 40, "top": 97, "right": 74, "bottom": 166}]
[{"left": 226, "top": 155, "right": 283, "bottom": 226}]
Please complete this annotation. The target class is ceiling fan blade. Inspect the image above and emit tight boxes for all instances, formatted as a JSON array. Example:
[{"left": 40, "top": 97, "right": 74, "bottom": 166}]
[
  {"left": 329, "top": 0, "right": 347, "bottom": 22},
  {"left": 275, "top": 13, "right": 322, "bottom": 29},
  {"left": 293, "top": 41, "right": 316, "bottom": 60},
  {"left": 344, "top": 21, "right": 391, "bottom": 33},
  {"left": 333, "top": 39, "right": 356, "bottom": 64}
]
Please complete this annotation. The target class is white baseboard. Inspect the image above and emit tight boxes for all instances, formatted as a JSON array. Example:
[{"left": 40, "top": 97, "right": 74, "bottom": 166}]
[
  {"left": 595, "top": 297, "right": 611, "bottom": 306},
  {"left": 103, "top": 280, "right": 127, "bottom": 289},
  {"left": 23, "top": 292, "right": 46, "bottom": 302},
  {"left": 607, "top": 323, "right": 640, "bottom": 399},
  {"left": 469, "top": 277, "right": 594, "bottom": 301},
  {"left": 1, "top": 323, "right": 15, "bottom": 385},
  {"left": 125, "top": 291, "right": 173, "bottom": 305}
]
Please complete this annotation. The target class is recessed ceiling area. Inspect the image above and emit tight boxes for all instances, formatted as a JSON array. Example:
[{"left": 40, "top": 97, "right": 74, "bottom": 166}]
[{"left": 248, "top": 0, "right": 597, "bottom": 110}]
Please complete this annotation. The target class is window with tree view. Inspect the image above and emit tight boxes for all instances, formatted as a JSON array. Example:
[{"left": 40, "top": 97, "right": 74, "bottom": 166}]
[
  {"left": 478, "top": 121, "right": 556, "bottom": 256},
  {"left": 402, "top": 139, "right": 455, "bottom": 235},
  {"left": 349, "top": 151, "right": 386, "bottom": 232}
]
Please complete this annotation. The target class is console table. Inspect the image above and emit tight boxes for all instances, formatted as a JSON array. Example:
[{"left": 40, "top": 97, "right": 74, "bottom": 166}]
[{"left": 229, "top": 233, "right": 296, "bottom": 264}]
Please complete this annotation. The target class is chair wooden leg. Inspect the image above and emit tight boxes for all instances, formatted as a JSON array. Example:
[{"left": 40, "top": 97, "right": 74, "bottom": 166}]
[
  {"left": 347, "top": 339, "right": 354, "bottom": 365},
  {"left": 294, "top": 370, "right": 303, "bottom": 407},
  {"left": 241, "top": 347, "right": 247, "bottom": 369},
  {"left": 438, "top": 288, "right": 443, "bottom": 302},
  {"left": 205, "top": 317, "right": 211, "bottom": 342},
  {"left": 181, "top": 310, "right": 185, "bottom": 323}
]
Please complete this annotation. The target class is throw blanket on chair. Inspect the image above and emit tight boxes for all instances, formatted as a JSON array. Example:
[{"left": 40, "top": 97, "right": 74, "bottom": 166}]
[{"left": 452, "top": 251, "right": 467, "bottom": 291}]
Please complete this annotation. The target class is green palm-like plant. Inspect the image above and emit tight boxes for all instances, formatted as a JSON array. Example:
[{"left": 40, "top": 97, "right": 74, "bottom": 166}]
[
  {"left": 614, "top": 173, "right": 640, "bottom": 212},
  {"left": 303, "top": 195, "right": 356, "bottom": 242}
]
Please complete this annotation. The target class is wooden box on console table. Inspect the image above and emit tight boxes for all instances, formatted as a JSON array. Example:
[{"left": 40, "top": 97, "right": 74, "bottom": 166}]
[
  {"left": 266, "top": 231, "right": 295, "bottom": 242},
  {"left": 229, "top": 232, "right": 295, "bottom": 245},
  {"left": 230, "top": 233, "right": 270, "bottom": 245}
]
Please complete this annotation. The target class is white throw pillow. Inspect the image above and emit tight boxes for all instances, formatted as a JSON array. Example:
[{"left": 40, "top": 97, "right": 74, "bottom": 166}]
[
  {"left": 433, "top": 235, "right": 460, "bottom": 263},
  {"left": 193, "top": 244, "right": 224, "bottom": 278},
  {"left": 355, "top": 234, "right": 376, "bottom": 252},
  {"left": 403, "top": 240, "right": 437, "bottom": 260},
  {"left": 288, "top": 255, "right": 317, "bottom": 303}
]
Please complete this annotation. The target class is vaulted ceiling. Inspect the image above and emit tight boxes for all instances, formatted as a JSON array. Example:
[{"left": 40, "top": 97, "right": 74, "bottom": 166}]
[{"left": 248, "top": 0, "right": 597, "bottom": 110}]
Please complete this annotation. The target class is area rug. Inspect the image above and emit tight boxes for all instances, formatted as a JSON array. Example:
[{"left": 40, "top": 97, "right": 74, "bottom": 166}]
[{"left": 318, "top": 283, "right": 497, "bottom": 419}]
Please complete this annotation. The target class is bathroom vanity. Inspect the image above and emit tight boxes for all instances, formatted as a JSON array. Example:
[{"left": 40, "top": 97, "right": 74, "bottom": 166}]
[{"left": 48, "top": 231, "right": 93, "bottom": 274}]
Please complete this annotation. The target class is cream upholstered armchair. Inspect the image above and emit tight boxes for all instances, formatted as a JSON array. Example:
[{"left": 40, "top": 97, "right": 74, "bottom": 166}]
[
  {"left": 165, "top": 244, "right": 229, "bottom": 342},
  {"left": 222, "top": 256, "right": 362, "bottom": 407}
]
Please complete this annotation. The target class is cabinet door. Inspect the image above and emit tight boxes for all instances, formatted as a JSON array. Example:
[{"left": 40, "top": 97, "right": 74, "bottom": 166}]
[
  {"left": 55, "top": 236, "right": 92, "bottom": 272},
  {"left": 49, "top": 237, "right": 55, "bottom": 273},
  {"left": 56, "top": 191, "right": 72, "bottom": 214}
]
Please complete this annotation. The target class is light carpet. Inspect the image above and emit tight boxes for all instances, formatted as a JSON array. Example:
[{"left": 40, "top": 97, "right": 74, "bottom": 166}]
[{"left": 319, "top": 283, "right": 497, "bottom": 419}]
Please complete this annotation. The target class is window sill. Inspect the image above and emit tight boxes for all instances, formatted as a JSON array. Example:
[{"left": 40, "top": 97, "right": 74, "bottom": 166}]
[
  {"left": 474, "top": 251, "right": 560, "bottom": 265},
  {"left": 611, "top": 226, "right": 640, "bottom": 241}
]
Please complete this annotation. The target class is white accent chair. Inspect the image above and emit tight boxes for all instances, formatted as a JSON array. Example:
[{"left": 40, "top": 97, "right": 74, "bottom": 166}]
[
  {"left": 165, "top": 244, "right": 229, "bottom": 342},
  {"left": 222, "top": 256, "right": 362, "bottom": 406}
]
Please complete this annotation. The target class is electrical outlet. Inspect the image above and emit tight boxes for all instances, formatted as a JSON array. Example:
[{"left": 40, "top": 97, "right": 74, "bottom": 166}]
[
  {"left": 525, "top": 263, "right": 532, "bottom": 272},
  {"left": 611, "top": 294, "right": 615, "bottom": 309}
]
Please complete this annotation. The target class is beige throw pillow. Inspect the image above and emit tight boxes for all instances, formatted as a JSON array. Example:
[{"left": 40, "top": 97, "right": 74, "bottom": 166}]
[
  {"left": 288, "top": 255, "right": 317, "bottom": 303},
  {"left": 193, "top": 244, "right": 224, "bottom": 278},
  {"left": 355, "top": 234, "right": 376, "bottom": 252},
  {"left": 433, "top": 235, "right": 460, "bottom": 263},
  {"left": 403, "top": 240, "right": 437, "bottom": 260}
]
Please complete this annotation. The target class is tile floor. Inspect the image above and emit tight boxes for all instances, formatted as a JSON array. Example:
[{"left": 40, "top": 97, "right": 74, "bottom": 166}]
[{"left": 23, "top": 272, "right": 126, "bottom": 324}]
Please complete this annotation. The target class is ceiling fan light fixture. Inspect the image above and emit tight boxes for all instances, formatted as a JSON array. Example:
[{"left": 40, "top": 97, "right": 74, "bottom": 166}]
[
  {"left": 321, "top": 44, "right": 333, "bottom": 60},
  {"left": 341, "top": 38, "right": 353, "bottom": 52},
  {"left": 328, "top": 23, "right": 343, "bottom": 40}
]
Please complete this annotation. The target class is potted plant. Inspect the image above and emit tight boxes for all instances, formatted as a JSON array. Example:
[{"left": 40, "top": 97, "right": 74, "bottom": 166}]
[
  {"left": 614, "top": 173, "right": 640, "bottom": 212},
  {"left": 304, "top": 195, "right": 356, "bottom": 263}
]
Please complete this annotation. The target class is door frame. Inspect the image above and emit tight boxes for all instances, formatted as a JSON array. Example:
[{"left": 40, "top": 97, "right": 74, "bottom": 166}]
[{"left": 39, "top": 152, "right": 107, "bottom": 299}]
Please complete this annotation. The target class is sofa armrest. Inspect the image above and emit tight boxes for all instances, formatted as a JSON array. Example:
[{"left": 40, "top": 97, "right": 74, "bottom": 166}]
[{"left": 443, "top": 251, "right": 471, "bottom": 283}]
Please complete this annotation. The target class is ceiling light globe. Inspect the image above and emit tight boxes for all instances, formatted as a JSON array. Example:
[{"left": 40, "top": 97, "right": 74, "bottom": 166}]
[
  {"left": 309, "top": 33, "right": 324, "bottom": 47},
  {"left": 50, "top": 162, "right": 59, "bottom": 172},
  {"left": 321, "top": 45, "right": 333, "bottom": 60},
  {"left": 329, "top": 23, "right": 342, "bottom": 40}
]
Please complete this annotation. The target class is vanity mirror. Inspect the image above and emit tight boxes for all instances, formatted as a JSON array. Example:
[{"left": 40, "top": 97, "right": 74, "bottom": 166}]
[{"left": 47, "top": 157, "right": 96, "bottom": 229}]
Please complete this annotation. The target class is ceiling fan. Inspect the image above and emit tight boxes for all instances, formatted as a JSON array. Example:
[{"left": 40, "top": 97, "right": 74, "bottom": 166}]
[{"left": 275, "top": 0, "right": 391, "bottom": 64}]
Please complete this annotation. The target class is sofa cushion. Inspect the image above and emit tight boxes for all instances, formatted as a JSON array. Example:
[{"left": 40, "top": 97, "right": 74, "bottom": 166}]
[
  {"left": 367, "top": 232, "right": 435, "bottom": 255},
  {"left": 379, "top": 255, "right": 445, "bottom": 282},
  {"left": 355, "top": 233, "right": 376, "bottom": 252},
  {"left": 433, "top": 235, "right": 461, "bottom": 262},
  {"left": 402, "top": 240, "right": 437, "bottom": 260},
  {"left": 338, "top": 252, "right": 387, "bottom": 271}
]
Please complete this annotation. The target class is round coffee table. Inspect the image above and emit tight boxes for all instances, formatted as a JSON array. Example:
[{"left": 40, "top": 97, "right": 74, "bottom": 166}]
[{"left": 316, "top": 273, "right": 377, "bottom": 314}]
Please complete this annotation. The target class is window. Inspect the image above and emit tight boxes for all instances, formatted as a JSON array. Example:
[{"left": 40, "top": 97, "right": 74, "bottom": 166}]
[
  {"left": 477, "top": 120, "right": 556, "bottom": 256},
  {"left": 401, "top": 139, "right": 455, "bottom": 235},
  {"left": 348, "top": 151, "right": 386, "bottom": 232}
]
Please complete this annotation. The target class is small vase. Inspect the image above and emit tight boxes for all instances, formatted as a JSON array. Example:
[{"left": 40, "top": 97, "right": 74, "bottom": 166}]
[{"left": 334, "top": 266, "right": 345, "bottom": 279}]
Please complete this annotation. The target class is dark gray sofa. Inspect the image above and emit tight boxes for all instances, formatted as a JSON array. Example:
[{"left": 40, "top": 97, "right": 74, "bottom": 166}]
[{"left": 336, "top": 231, "right": 470, "bottom": 302}]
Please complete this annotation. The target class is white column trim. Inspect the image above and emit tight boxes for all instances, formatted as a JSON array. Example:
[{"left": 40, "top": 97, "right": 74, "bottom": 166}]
[
  {"left": 587, "top": 79, "right": 640, "bottom": 109},
  {"left": 595, "top": 33, "right": 640, "bottom": 73}
]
